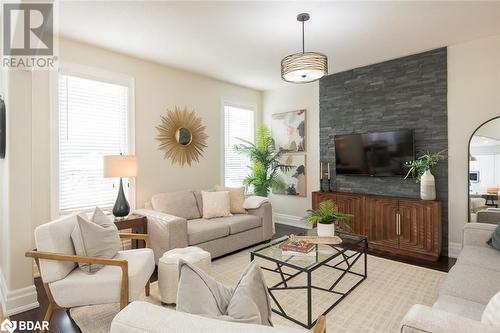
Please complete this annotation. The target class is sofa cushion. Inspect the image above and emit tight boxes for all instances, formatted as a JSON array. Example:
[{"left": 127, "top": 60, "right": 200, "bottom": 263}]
[
  {"left": 202, "top": 191, "right": 233, "bottom": 219},
  {"left": 188, "top": 219, "right": 230, "bottom": 245},
  {"left": 433, "top": 294, "right": 486, "bottom": 321},
  {"left": 440, "top": 264, "right": 500, "bottom": 304},
  {"left": 215, "top": 186, "right": 246, "bottom": 214},
  {"left": 152, "top": 191, "right": 201, "bottom": 220},
  {"left": 456, "top": 246, "right": 500, "bottom": 272},
  {"left": 50, "top": 248, "right": 155, "bottom": 308},
  {"left": 71, "top": 208, "right": 121, "bottom": 273},
  {"left": 213, "top": 214, "right": 262, "bottom": 235},
  {"left": 35, "top": 214, "right": 78, "bottom": 283}
]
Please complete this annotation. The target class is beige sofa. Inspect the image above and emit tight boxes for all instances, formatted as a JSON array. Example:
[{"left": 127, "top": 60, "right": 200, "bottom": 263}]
[
  {"left": 135, "top": 190, "right": 274, "bottom": 263},
  {"left": 400, "top": 223, "right": 500, "bottom": 332}
]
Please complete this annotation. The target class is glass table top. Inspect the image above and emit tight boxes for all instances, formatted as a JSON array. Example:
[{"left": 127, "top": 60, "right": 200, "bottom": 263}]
[{"left": 251, "top": 231, "right": 367, "bottom": 271}]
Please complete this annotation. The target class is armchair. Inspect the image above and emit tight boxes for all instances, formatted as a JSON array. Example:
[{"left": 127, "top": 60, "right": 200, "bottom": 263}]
[{"left": 25, "top": 214, "right": 155, "bottom": 333}]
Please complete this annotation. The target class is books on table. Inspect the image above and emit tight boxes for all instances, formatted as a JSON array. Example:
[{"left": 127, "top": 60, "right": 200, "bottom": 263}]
[{"left": 280, "top": 239, "right": 317, "bottom": 257}]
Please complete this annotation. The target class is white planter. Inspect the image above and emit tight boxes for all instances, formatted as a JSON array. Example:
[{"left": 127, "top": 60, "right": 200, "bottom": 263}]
[
  {"left": 420, "top": 170, "right": 436, "bottom": 200},
  {"left": 317, "top": 223, "right": 335, "bottom": 236}
]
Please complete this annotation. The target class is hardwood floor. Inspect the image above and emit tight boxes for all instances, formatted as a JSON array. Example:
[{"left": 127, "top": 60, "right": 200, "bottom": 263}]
[{"left": 12, "top": 223, "right": 455, "bottom": 332}]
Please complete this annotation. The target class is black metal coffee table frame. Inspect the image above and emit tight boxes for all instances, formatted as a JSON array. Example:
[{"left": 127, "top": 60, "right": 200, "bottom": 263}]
[{"left": 250, "top": 232, "right": 368, "bottom": 329}]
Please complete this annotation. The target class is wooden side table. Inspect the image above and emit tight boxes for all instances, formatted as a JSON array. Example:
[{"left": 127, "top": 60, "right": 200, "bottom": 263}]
[{"left": 114, "top": 214, "right": 148, "bottom": 249}]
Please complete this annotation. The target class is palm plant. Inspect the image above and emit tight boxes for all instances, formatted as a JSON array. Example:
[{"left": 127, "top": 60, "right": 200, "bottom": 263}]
[
  {"left": 305, "top": 201, "right": 352, "bottom": 230},
  {"left": 233, "top": 125, "right": 292, "bottom": 197}
]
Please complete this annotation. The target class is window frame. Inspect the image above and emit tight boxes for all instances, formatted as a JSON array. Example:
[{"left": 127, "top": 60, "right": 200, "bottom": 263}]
[
  {"left": 50, "top": 63, "right": 136, "bottom": 218},
  {"left": 221, "top": 98, "right": 257, "bottom": 189}
]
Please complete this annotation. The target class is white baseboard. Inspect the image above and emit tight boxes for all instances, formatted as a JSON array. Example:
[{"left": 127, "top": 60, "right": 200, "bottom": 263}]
[
  {"left": 448, "top": 242, "right": 462, "bottom": 259},
  {"left": 274, "top": 213, "right": 310, "bottom": 229},
  {"left": 0, "top": 269, "right": 39, "bottom": 317}
]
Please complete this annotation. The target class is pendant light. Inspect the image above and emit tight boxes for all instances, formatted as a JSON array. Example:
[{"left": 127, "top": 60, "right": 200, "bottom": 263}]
[{"left": 281, "top": 13, "right": 328, "bottom": 83}]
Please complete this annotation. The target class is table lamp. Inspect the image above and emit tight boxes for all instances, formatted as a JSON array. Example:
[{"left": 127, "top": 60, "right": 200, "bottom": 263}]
[{"left": 104, "top": 154, "right": 138, "bottom": 218}]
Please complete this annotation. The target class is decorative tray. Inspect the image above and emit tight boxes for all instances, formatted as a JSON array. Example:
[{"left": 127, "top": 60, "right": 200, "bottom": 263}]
[{"left": 289, "top": 234, "right": 342, "bottom": 245}]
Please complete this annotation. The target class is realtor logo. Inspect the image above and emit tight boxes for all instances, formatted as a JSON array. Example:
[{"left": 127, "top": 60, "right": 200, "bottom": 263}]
[
  {"left": 2, "top": 2, "right": 57, "bottom": 69},
  {"left": 3, "top": 3, "right": 53, "bottom": 56},
  {"left": 0, "top": 319, "right": 16, "bottom": 333}
]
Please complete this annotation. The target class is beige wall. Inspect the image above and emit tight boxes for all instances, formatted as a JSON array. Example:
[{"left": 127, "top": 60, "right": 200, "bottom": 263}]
[
  {"left": 262, "top": 35, "right": 500, "bottom": 250},
  {"left": 262, "top": 82, "right": 319, "bottom": 222},
  {"left": 31, "top": 37, "right": 262, "bottom": 225},
  {"left": 448, "top": 34, "right": 500, "bottom": 245}
]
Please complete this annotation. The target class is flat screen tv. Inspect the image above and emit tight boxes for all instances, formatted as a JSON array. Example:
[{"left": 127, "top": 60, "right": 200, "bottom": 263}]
[{"left": 334, "top": 130, "right": 414, "bottom": 177}]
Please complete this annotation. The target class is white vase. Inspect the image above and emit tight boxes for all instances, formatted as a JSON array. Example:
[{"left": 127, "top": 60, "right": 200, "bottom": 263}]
[
  {"left": 317, "top": 223, "right": 335, "bottom": 236},
  {"left": 420, "top": 170, "right": 436, "bottom": 200}
]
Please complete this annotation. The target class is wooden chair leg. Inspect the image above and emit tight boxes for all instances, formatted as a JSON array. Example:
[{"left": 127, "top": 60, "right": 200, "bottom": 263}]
[
  {"left": 40, "top": 303, "right": 55, "bottom": 333},
  {"left": 145, "top": 281, "right": 150, "bottom": 296}
]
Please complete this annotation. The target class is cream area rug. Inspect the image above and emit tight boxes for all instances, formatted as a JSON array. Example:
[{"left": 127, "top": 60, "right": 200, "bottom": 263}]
[{"left": 70, "top": 249, "right": 445, "bottom": 333}]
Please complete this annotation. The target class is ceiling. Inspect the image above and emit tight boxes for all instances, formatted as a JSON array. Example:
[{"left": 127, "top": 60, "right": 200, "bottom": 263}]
[
  {"left": 470, "top": 136, "right": 500, "bottom": 148},
  {"left": 58, "top": 1, "right": 500, "bottom": 91}
]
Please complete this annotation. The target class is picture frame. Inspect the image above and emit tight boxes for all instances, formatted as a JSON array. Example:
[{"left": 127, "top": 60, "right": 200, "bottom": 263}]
[
  {"left": 271, "top": 109, "right": 306, "bottom": 153},
  {"left": 273, "top": 153, "right": 307, "bottom": 197}
]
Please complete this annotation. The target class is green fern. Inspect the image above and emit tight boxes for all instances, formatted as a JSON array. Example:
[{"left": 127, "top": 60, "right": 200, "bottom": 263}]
[
  {"left": 305, "top": 201, "right": 352, "bottom": 231},
  {"left": 233, "top": 124, "right": 293, "bottom": 197},
  {"left": 405, "top": 150, "right": 447, "bottom": 183}
]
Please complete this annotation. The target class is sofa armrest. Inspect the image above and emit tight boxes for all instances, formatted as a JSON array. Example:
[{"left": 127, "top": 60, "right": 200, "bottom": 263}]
[
  {"left": 247, "top": 201, "right": 274, "bottom": 240},
  {"left": 401, "top": 304, "right": 498, "bottom": 333},
  {"left": 462, "top": 223, "right": 496, "bottom": 247},
  {"left": 134, "top": 209, "right": 188, "bottom": 263}
]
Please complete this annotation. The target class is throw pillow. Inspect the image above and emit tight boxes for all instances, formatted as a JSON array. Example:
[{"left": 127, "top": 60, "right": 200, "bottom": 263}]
[
  {"left": 482, "top": 292, "right": 500, "bottom": 327},
  {"left": 176, "top": 260, "right": 273, "bottom": 326},
  {"left": 71, "top": 207, "right": 121, "bottom": 273},
  {"left": 215, "top": 186, "right": 246, "bottom": 214},
  {"left": 201, "top": 191, "right": 232, "bottom": 219},
  {"left": 487, "top": 224, "right": 500, "bottom": 250},
  {"left": 151, "top": 191, "right": 201, "bottom": 220}
]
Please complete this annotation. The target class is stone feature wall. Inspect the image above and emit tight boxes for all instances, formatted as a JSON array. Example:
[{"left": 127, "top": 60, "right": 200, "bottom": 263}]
[{"left": 319, "top": 48, "right": 448, "bottom": 255}]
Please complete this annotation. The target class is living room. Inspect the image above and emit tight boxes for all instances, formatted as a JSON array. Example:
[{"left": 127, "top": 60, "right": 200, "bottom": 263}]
[{"left": 0, "top": 1, "right": 499, "bottom": 333}]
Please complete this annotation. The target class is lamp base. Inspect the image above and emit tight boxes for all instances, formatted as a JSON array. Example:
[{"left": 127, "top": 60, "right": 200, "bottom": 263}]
[{"left": 113, "top": 178, "right": 130, "bottom": 218}]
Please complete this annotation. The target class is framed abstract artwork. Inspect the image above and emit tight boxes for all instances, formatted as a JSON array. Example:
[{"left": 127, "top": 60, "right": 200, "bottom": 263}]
[
  {"left": 271, "top": 109, "right": 306, "bottom": 152},
  {"left": 273, "top": 154, "right": 307, "bottom": 197}
]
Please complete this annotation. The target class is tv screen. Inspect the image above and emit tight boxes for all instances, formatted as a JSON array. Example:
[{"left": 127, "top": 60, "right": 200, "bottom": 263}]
[{"left": 334, "top": 130, "right": 414, "bottom": 176}]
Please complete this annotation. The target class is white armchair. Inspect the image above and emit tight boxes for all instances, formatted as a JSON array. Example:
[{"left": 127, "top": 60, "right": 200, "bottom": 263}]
[{"left": 26, "top": 213, "right": 155, "bottom": 332}]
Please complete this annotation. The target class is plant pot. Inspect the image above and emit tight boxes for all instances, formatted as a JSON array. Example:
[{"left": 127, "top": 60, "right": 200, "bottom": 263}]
[
  {"left": 420, "top": 170, "right": 436, "bottom": 200},
  {"left": 317, "top": 222, "right": 335, "bottom": 236}
]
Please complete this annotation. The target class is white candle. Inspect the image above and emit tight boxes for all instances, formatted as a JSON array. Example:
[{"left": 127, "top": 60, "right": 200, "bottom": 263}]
[
  {"left": 327, "top": 163, "right": 331, "bottom": 179},
  {"left": 320, "top": 163, "right": 323, "bottom": 180}
]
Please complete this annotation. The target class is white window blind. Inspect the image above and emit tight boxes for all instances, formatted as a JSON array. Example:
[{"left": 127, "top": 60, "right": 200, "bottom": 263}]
[
  {"left": 58, "top": 73, "right": 130, "bottom": 213},
  {"left": 224, "top": 104, "right": 255, "bottom": 187}
]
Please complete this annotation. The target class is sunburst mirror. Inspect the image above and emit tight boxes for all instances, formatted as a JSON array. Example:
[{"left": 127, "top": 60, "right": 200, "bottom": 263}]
[{"left": 156, "top": 107, "right": 208, "bottom": 166}]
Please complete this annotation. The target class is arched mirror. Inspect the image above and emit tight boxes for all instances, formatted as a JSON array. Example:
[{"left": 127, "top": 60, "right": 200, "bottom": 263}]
[{"left": 468, "top": 116, "right": 500, "bottom": 223}]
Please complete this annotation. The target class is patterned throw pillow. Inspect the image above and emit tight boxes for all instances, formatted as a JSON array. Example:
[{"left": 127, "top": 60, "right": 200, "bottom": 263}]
[
  {"left": 201, "top": 191, "right": 232, "bottom": 219},
  {"left": 176, "top": 260, "right": 273, "bottom": 326},
  {"left": 482, "top": 292, "right": 500, "bottom": 327},
  {"left": 70, "top": 207, "right": 121, "bottom": 273}
]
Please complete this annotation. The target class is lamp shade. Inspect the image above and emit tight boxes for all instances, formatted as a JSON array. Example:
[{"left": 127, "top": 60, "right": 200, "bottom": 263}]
[
  {"left": 104, "top": 155, "right": 138, "bottom": 178},
  {"left": 281, "top": 52, "right": 328, "bottom": 83}
]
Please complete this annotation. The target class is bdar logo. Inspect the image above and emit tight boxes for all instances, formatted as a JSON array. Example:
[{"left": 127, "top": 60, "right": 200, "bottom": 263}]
[{"left": 0, "top": 318, "right": 16, "bottom": 333}]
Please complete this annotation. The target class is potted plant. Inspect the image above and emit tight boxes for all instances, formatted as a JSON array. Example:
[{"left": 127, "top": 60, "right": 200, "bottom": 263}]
[
  {"left": 405, "top": 150, "right": 447, "bottom": 200},
  {"left": 305, "top": 201, "right": 352, "bottom": 236},
  {"left": 233, "top": 125, "right": 292, "bottom": 197}
]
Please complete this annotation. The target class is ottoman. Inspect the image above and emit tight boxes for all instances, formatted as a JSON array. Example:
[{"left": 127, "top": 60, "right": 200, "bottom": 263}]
[{"left": 158, "top": 246, "right": 211, "bottom": 304}]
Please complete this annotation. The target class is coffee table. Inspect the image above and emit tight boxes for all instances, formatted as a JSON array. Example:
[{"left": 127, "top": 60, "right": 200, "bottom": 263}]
[{"left": 250, "top": 231, "right": 368, "bottom": 329}]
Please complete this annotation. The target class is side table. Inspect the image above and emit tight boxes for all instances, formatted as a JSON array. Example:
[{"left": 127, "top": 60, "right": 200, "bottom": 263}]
[{"left": 114, "top": 214, "right": 148, "bottom": 249}]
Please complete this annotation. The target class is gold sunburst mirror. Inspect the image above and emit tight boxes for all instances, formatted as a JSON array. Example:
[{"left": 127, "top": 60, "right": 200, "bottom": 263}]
[{"left": 156, "top": 107, "right": 208, "bottom": 166}]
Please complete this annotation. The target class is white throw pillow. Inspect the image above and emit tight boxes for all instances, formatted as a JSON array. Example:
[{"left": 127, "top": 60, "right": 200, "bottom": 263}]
[
  {"left": 71, "top": 207, "right": 121, "bottom": 273},
  {"left": 215, "top": 186, "right": 246, "bottom": 214},
  {"left": 176, "top": 260, "right": 272, "bottom": 326},
  {"left": 482, "top": 292, "right": 500, "bottom": 327},
  {"left": 201, "top": 191, "right": 232, "bottom": 219}
]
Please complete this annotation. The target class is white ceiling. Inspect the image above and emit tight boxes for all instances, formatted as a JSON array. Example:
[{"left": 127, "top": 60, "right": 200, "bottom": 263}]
[{"left": 58, "top": 1, "right": 500, "bottom": 91}]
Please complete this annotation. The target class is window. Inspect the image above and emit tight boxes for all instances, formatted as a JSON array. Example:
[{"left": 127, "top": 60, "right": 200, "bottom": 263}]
[
  {"left": 223, "top": 103, "right": 255, "bottom": 187},
  {"left": 58, "top": 71, "right": 132, "bottom": 213}
]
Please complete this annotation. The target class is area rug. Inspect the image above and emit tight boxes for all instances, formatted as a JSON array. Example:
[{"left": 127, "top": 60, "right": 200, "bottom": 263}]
[{"left": 70, "top": 249, "right": 445, "bottom": 333}]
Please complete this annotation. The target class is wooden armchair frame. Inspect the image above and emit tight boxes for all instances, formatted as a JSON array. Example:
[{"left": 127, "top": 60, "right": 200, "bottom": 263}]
[
  {"left": 25, "top": 233, "right": 151, "bottom": 333},
  {"left": 313, "top": 315, "right": 326, "bottom": 333}
]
